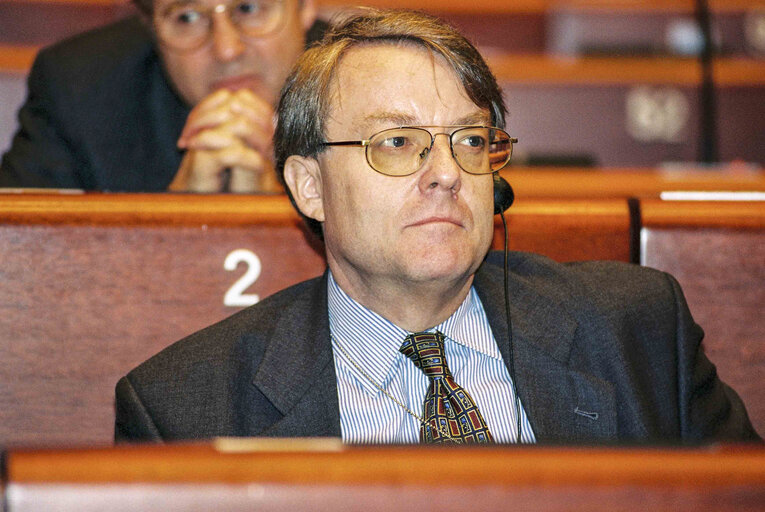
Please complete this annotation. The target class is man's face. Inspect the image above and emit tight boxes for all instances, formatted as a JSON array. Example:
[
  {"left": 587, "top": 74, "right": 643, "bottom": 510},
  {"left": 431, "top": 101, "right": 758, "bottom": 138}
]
[
  {"left": 314, "top": 44, "right": 495, "bottom": 295},
  {"left": 152, "top": 0, "right": 316, "bottom": 106}
]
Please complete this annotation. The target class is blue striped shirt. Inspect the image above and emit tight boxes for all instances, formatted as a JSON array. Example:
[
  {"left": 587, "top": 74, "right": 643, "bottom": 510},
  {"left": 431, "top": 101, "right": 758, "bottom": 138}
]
[{"left": 327, "top": 272, "right": 536, "bottom": 444}]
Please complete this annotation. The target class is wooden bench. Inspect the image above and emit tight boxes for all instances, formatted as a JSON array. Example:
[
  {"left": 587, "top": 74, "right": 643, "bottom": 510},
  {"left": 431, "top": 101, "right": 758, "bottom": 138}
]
[
  {"left": 0, "top": 193, "right": 631, "bottom": 447},
  {"left": 640, "top": 198, "right": 765, "bottom": 438},
  {"left": 4, "top": 443, "right": 764, "bottom": 511}
]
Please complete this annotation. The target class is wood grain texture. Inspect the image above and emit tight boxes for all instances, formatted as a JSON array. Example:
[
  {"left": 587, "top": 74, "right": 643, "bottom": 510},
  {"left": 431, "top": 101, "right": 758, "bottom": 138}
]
[
  {"left": 0, "top": 195, "right": 326, "bottom": 447},
  {"left": 500, "top": 197, "right": 632, "bottom": 262},
  {"left": 0, "top": 223, "right": 326, "bottom": 447},
  {"left": 6, "top": 482, "right": 764, "bottom": 512},
  {"left": 0, "top": 193, "right": 301, "bottom": 226},
  {"left": 8, "top": 444, "right": 765, "bottom": 484},
  {"left": 5, "top": 445, "right": 764, "bottom": 511},
  {"left": 642, "top": 200, "right": 765, "bottom": 437},
  {"left": 641, "top": 199, "right": 765, "bottom": 228}
]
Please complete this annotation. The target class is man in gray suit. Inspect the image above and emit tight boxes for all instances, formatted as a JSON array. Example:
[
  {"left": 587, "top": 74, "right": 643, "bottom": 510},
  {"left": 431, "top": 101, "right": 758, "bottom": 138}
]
[{"left": 115, "top": 9, "right": 758, "bottom": 444}]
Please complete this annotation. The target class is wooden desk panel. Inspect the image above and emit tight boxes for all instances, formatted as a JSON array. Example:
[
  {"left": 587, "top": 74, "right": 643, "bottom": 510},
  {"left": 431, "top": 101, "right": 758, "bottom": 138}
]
[
  {"left": 0, "top": 194, "right": 327, "bottom": 447},
  {"left": 5, "top": 444, "right": 764, "bottom": 511},
  {"left": 641, "top": 200, "right": 765, "bottom": 437},
  {"left": 501, "top": 197, "right": 632, "bottom": 262}
]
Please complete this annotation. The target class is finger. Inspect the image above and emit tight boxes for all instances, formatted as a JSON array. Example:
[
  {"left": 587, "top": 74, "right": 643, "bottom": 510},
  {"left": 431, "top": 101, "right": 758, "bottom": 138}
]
[
  {"left": 229, "top": 166, "right": 258, "bottom": 194},
  {"left": 167, "top": 151, "right": 194, "bottom": 191},
  {"left": 185, "top": 118, "right": 273, "bottom": 156},
  {"left": 223, "top": 116, "right": 273, "bottom": 155},
  {"left": 184, "top": 126, "right": 241, "bottom": 151},
  {"left": 183, "top": 107, "right": 235, "bottom": 139},
  {"left": 229, "top": 161, "right": 282, "bottom": 194},
  {"left": 229, "top": 89, "right": 275, "bottom": 138},
  {"left": 178, "top": 89, "right": 234, "bottom": 146},
  {"left": 185, "top": 150, "right": 229, "bottom": 193},
  {"left": 216, "top": 143, "right": 266, "bottom": 171},
  {"left": 231, "top": 88, "right": 274, "bottom": 123}
]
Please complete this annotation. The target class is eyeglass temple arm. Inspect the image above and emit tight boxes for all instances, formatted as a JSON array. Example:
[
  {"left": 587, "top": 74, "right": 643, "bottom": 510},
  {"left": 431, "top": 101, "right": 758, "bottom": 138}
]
[{"left": 321, "top": 140, "right": 370, "bottom": 147}]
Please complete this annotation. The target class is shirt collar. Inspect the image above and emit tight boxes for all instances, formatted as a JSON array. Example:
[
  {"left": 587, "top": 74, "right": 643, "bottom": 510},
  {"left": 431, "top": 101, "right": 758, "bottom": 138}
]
[{"left": 327, "top": 271, "right": 501, "bottom": 393}]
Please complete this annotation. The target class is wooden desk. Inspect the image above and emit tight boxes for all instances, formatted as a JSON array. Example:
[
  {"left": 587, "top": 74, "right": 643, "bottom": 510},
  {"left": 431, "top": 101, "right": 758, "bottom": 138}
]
[
  {"left": 4, "top": 443, "right": 764, "bottom": 511},
  {"left": 0, "top": 193, "right": 631, "bottom": 448},
  {"left": 0, "top": 193, "right": 326, "bottom": 447},
  {"left": 641, "top": 199, "right": 765, "bottom": 438},
  {"left": 499, "top": 196, "right": 632, "bottom": 262},
  {"left": 502, "top": 166, "right": 765, "bottom": 198}
]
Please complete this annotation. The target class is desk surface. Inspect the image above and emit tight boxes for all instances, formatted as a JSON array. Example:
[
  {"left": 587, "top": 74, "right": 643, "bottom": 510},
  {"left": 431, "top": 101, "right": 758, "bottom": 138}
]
[
  {"left": 4, "top": 443, "right": 764, "bottom": 512},
  {"left": 7, "top": 442, "right": 764, "bottom": 484}
]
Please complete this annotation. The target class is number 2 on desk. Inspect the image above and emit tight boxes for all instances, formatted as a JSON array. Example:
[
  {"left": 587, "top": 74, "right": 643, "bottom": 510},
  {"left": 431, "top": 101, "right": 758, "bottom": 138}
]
[{"left": 223, "top": 249, "right": 261, "bottom": 307}]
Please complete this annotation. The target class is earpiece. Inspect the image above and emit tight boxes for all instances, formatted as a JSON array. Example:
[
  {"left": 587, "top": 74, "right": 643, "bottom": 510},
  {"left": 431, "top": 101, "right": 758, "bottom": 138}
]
[{"left": 493, "top": 175, "right": 515, "bottom": 215}]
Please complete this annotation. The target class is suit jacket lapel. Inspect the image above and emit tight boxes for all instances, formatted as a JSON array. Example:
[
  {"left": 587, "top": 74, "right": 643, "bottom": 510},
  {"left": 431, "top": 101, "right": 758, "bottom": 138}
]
[
  {"left": 474, "top": 256, "right": 617, "bottom": 443},
  {"left": 251, "top": 272, "right": 342, "bottom": 438},
  {"left": 246, "top": 255, "right": 618, "bottom": 442}
]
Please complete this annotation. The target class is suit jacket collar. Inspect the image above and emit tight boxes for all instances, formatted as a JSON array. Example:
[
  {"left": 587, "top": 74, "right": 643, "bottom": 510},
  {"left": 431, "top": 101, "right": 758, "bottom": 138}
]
[{"left": 251, "top": 272, "right": 342, "bottom": 438}]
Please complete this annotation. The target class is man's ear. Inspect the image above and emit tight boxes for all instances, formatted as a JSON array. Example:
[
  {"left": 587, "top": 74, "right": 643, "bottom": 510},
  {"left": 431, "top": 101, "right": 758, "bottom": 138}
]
[
  {"left": 283, "top": 155, "right": 325, "bottom": 223},
  {"left": 299, "top": 0, "right": 318, "bottom": 30}
]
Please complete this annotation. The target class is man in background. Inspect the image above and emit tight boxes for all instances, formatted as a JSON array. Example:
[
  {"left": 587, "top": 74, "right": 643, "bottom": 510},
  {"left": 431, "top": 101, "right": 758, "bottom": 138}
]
[{"left": 0, "top": 0, "right": 322, "bottom": 192}]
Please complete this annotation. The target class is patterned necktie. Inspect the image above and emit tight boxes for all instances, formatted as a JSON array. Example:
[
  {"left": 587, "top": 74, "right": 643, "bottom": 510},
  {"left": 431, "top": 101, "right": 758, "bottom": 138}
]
[{"left": 399, "top": 331, "right": 494, "bottom": 444}]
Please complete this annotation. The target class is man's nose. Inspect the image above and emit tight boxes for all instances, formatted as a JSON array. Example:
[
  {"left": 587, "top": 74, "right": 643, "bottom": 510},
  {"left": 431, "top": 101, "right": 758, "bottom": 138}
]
[
  {"left": 418, "top": 133, "right": 461, "bottom": 195},
  {"left": 211, "top": 8, "right": 246, "bottom": 61}
]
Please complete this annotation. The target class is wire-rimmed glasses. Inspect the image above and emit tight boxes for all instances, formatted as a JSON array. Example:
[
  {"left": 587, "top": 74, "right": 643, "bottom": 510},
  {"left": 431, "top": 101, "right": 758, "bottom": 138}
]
[
  {"left": 154, "top": 0, "right": 288, "bottom": 51},
  {"left": 321, "top": 126, "right": 516, "bottom": 176}
]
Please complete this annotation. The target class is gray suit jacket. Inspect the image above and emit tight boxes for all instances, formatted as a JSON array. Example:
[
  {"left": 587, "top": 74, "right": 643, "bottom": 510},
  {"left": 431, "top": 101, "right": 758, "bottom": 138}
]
[{"left": 115, "top": 252, "right": 759, "bottom": 443}]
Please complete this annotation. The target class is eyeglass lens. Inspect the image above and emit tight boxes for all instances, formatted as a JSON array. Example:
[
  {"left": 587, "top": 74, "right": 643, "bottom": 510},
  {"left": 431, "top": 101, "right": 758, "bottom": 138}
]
[
  {"left": 366, "top": 127, "right": 513, "bottom": 176},
  {"left": 156, "top": 0, "right": 284, "bottom": 50}
]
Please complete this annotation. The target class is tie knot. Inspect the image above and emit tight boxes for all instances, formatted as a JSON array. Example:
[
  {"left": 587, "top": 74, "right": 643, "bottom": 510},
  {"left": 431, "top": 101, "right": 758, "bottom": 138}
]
[{"left": 399, "top": 331, "right": 451, "bottom": 379}]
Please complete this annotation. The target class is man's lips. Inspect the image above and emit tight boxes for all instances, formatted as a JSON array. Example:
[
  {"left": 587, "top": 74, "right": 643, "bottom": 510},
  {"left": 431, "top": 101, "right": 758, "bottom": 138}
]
[{"left": 406, "top": 216, "right": 464, "bottom": 228}]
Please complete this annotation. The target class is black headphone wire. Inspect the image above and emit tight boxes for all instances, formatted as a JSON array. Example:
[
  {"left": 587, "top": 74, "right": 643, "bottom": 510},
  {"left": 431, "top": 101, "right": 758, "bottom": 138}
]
[{"left": 499, "top": 209, "right": 522, "bottom": 442}]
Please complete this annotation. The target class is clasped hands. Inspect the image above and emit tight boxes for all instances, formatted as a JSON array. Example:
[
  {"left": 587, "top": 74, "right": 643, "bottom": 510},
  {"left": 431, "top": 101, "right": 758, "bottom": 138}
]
[{"left": 169, "top": 88, "right": 282, "bottom": 193}]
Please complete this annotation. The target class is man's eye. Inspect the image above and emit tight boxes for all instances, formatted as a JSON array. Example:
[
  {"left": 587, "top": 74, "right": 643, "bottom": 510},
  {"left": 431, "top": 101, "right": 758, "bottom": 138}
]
[
  {"left": 171, "top": 8, "right": 203, "bottom": 25},
  {"left": 236, "top": 1, "right": 262, "bottom": 15},
  {"left": 380, "top": 136, "right": 410, "bottom": 148},
  {"left": 459, "top": 135, "right": 486, "bottom": 148}
]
